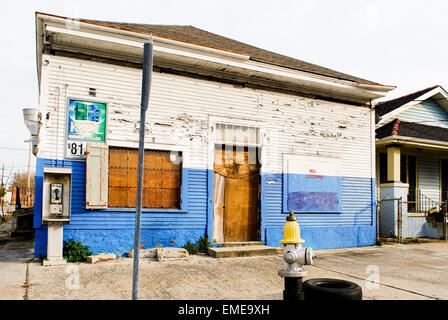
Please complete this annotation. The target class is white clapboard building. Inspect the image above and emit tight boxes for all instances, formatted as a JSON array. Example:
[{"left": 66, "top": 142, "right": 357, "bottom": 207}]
[{"left": 31, "top": 12, "right": 394, "bottom": 257}]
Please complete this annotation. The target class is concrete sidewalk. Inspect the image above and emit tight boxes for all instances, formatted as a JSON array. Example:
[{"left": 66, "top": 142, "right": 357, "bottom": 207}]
[
  {"left": 1, "top": 237, "right": 447, "bottom": 300},
  {"left": 0, "top": 239, "right": 33, "bottom": 300}
]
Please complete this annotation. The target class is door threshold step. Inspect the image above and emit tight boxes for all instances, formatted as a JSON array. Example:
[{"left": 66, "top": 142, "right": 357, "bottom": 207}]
[
  {"left": 207, "top": 245, "right": 280, "bottom": 258},
  {"left": 218, "top": 241, "right": 264, "bottom": 247}
]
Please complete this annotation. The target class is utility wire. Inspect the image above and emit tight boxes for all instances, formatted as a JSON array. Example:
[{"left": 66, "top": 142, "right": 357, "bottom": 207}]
[
  {"left": 0, "top": 146, "right": 29, "bottom": 151},
  {"left": 313, "top": 264, "right": 439, "bottom": 300}
]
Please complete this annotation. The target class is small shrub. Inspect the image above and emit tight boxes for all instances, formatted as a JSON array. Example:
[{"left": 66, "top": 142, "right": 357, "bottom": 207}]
[
  {"left": 198, "top": 234, "right": 211, "bottom": 254},
  {"left": 63, "top": 239, "right": 92, "bottom": 262},
  {"left": 183, "top": 240, "right": 198, "bottom": 255}
]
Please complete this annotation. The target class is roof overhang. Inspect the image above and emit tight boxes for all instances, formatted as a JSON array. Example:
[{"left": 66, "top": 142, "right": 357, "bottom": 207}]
[
  {"left": 376, "top": 135, "right": 448, "bottom": 151},
  {"left": 36, "top": 12, "right": 395, "bottom": 105},
  {"left": 376, "top": 86, "right": 448, "bottom": 127}
]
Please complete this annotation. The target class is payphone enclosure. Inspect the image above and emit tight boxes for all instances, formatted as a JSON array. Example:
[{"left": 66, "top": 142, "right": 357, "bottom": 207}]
[{"left": 42, "top": 167, "right": 72, "bottom": 224}]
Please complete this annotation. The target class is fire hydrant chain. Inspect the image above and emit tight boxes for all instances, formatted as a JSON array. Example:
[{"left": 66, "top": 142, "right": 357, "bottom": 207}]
[{"left": 278, "top": 211, "right": 316, "bottom": 300}]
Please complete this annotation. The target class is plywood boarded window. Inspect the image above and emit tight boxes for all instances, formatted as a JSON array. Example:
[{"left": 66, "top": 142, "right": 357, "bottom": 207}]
[{"left": 108, "top": 147, "right": 181, "bottom": 209}]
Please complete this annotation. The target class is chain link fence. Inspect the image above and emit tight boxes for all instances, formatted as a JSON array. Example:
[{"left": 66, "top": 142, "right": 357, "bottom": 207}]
[
  {"left": 377, "top": 198, "right": 402, "bottom": 242},
  {"left": 377, "top": 198, "right": 447, "bottom": 242}
]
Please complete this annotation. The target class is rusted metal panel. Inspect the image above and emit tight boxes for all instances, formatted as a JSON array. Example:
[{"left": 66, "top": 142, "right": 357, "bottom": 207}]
[{"left": 108, "top": 147, "right": 181, "bottom": 209}]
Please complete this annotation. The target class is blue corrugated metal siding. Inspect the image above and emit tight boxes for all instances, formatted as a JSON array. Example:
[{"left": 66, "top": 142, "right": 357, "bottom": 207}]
[
  {"left": 35, "top": 158, "right": 375, "bottom": 255},
  {"left": 263, "top": 173, "right": 375, "bottom": 248},
  {"left": 34, "top": 158, "right": 208, "bottom": 256},
  {"left": 264, "top": 175, "right": 373, "bottom": 227}
]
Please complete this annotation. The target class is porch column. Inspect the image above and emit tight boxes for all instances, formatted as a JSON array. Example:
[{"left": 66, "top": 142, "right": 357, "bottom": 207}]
[
  {"left": 387, "top": 144, "right": 401, "bottom": 183},
  {"left": 379, "top": 144, "right": 408, "bottom": 239}
]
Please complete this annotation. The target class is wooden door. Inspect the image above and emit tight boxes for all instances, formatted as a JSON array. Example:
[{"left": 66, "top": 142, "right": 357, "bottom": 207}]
[{"left": 213, "top": 145, "right": 259, "bottom": 242}]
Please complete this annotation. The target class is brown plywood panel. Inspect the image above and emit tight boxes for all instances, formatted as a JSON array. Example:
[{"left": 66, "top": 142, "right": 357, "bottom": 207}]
[
  {"left": 109, "top": 148, "right": 128, "bottom": 168},
  {"left": 108, "top": 147, "right": 181, "bottom": 209},
  {"left": 143, "top": 170, "right": 163, "bottom": 188},
  {"left": 163, "top": 154, "right": 181, "bottom": 171},
  {"left": 163, "top": 171, "right": 180, "bottom": 189},
  {"left": 214, "top": 145, "right": 258, "bottom": 179},
  {"left": 224, "top": 176, "right": 258, "bottom": 241},
  {"left": 214, "top": 145, "right": 259, "bottom": 242},
  {"left": 162, "top": 189, "right": 180, "bottom": 208},
  {"left": 146, "top": 189, "right": 162, "bottom": 208},
  {"left": 145, "top": 151, "right": 163, "bottom": 170},
  {"left": 127, "top": 168, "right": 138, "bottom": 186},
  {"left": 108, "top": 168, "right": 127, "bottom": 187},
  {"left": 128, "top": 150, "right": 139, "bottom": 169},
  {"left": 108, "top": 187, "right": 127, "bottom": 207},
  {"left": 126, "top": 187, "right": 137, "bottom": 208}
]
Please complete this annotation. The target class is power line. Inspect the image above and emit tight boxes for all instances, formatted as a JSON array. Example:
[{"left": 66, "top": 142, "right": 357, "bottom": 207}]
[{"left": 0, "top": 146, "right": 29, "bottom": 151}]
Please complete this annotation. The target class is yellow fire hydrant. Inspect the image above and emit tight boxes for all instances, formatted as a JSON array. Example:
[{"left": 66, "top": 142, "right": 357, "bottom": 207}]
[{"left": 278, "top": 211, "right": 315, "bottom": 300}]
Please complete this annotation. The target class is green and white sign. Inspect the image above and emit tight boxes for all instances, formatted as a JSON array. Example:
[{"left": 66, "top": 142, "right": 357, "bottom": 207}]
[
  {"left": 66, "top": 99, "right": 107, "bottom": 159},
  {"left": 67, "top": 99, "right": 106, "bottom": 142}
]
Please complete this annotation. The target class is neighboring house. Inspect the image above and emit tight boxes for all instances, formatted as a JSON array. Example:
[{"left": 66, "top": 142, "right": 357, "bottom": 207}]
[
  {"left": 31, "top": 12, "right": 394, "bottom": 257},
  {"left": 376, "top": 85, "right": 448, "bottom": 238}
]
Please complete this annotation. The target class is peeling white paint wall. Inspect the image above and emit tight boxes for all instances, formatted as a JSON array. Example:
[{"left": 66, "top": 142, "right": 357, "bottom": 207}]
[{"left": 39, "top": 54, "right": 373, "bottom": 179}]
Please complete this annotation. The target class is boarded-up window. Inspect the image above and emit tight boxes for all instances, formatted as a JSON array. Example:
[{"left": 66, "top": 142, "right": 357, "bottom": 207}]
[{"left": 108, "top": 147, "right": 182, "bottom": 209}]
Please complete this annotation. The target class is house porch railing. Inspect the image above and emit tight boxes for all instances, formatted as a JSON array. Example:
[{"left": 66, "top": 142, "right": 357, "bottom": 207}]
[{"left": 407, "top": 187, "right": 442, "bottom": 214}]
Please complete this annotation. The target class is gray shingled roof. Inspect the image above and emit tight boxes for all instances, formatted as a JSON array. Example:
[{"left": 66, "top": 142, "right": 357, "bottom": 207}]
[
  {"left": 376, "top": 119, "right": 448, "bottom": 143},
  {"left": 375, "top": 85, "right": 439, "bottom": 117},
  {"left": 83, "top": 19, "right": 379, "bottom": 85}
]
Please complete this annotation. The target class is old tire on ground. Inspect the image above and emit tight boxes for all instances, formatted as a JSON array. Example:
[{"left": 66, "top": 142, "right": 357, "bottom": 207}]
[{"left": 303, "top": 278, "right": 362, "bottom": 300}]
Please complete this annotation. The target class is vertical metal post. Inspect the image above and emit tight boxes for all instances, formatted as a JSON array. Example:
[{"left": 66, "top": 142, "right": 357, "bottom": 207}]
[
  {"left": 283, "top": 277, "right": 304, "bottom": 301},
  {"left": 27, "top": 137, "right": 32, "bottom": 207},
  {"left": 376, "top": 201, "right": 381, "bottom": 243},
  {"left": 132, "top": 40, "right": 153, "bottom": 300},
  {"left": 397, "top": 198, "right": 402, "bottom": 242},
  {"left": 443, "top": 202, "right": 447, "bottom": 241}
]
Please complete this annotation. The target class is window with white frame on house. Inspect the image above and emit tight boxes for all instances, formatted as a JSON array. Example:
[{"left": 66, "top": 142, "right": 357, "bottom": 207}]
[{"left": 108, "top": 147, "right": 182, "bottom": 209}]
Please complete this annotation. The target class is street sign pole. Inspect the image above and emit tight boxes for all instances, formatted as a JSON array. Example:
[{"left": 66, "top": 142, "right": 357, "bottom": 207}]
[{"left": 132, "top": 40, "right": 153, "bottom": 300}]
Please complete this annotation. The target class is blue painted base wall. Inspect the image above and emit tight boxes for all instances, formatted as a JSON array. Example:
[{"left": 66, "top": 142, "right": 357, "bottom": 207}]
[
  {"left": 265, "top": 225, "right": 376, "bottom": 249},
  {"left": 35, "top": 227, "right": 205, "bottom": 257},
  {"left": 34, "top": 157, "right": 377, "bottom": 257}
]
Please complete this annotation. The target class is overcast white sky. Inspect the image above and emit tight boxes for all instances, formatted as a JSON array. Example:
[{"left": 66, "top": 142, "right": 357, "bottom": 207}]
[{"left": 1, "top": 0, "right": 448, "bottom": 175}]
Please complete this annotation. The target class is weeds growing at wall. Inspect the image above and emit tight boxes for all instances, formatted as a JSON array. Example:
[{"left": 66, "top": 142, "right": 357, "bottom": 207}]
[
  {"left": 198, "top": 234, "right": 211, "bottom": 254},
  {"left": 183, "top": 240, "right": 198, "bottom": 255},
  {"left": 63, "top": 239, "right": 92, "bottom": 262}
]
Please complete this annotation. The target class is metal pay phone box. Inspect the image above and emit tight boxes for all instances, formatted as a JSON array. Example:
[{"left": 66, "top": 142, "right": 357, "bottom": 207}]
[
  {"left": 50, "top": 183, "right": 63, "bottom": 215},
  {"left": 42, "top": 167, "right": 72, "bottom": 223}
]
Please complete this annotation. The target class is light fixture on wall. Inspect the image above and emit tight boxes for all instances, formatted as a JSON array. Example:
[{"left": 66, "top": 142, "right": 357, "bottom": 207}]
[
  {"left": 23, "top": 108, "right": 40, "bottom": 136},
  {"left": 23, "top": 108, "right": 41, "bottom": 157}
]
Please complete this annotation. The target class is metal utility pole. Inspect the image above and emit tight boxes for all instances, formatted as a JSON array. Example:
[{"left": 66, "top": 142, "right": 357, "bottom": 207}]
[
  {"left": 1, "top": 164, "right": 4, "bottom": 221},
  {"left": 132, "top": 40, "right": 153, "bottom": 300}
]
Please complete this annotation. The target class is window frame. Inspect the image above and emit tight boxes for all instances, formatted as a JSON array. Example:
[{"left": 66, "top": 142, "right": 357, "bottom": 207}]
[{"left": 105, "top": 143, "right": 188, "bottom": 213}]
